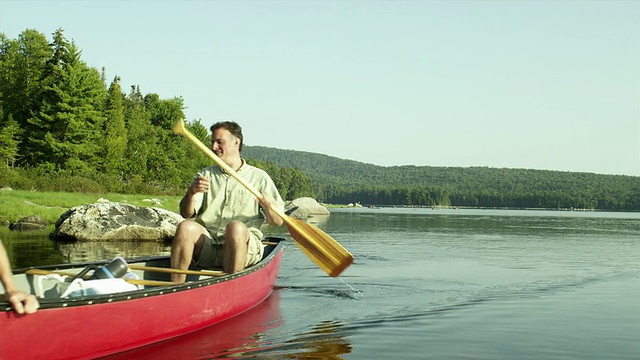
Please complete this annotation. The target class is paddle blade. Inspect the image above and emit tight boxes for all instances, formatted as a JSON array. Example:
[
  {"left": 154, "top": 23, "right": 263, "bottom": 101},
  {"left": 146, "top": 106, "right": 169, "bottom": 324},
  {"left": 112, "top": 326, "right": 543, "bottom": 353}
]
[{"left": 284, "top": 217, "right": 353, "bottom": 277}]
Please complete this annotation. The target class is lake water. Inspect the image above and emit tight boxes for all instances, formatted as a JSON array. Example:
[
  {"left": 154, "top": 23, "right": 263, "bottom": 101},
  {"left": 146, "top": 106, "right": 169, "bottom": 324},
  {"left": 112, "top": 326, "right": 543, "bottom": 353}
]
[{"left": 6, "top": 208, "right": 640, "bottom": 359}]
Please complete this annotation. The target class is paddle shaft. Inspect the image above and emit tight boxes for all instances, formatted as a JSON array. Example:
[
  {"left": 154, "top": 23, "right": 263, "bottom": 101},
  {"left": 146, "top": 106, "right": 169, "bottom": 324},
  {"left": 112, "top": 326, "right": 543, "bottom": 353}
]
[
  {"left": 25, "top": 269, "right": 176, "bottom": 287},
  {"left": 173, "top": 120, "right": 288, "bottom": 220},
  {"left": 128, "top": 265, "right": 226, "bottom": 276}
]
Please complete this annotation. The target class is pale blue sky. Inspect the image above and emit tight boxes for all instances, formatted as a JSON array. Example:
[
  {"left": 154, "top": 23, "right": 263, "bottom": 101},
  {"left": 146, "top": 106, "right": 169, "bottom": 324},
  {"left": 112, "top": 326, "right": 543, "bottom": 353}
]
[{"left": 1, "top": 0, "right": 638, "bottom": 176}]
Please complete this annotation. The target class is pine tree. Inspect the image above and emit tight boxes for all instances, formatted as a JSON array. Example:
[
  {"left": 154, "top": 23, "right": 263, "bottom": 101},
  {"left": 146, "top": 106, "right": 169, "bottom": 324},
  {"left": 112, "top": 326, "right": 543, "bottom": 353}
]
[
  {"left": 0, "top": 30, "right": 51, "bottom": 166},
  {"left": 0, "top": 111, "right": 22, "bottom": 168},
  {"left": 103, "top": 75, "right": 127, "bottom": 177},
  {"left": 124, "top": 85, "right": 153, "bottom": 181},
  {"left": 26, "top": 29, "right": 106, "bottom": 173},
  {"left": 144, "top": 96, "right": 186, "bottom": 187}
]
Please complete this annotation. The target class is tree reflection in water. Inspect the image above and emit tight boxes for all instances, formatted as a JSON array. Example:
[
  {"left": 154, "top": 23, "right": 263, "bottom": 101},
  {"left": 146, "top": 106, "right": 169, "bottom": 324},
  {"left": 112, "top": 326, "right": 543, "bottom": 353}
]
[
  {"left": 103, "top": 290, "right": 284, "bottom": 359},
  {"left": 54, "top": 240, "right": 172, "bottom": 263},
  {"left": 102, "top": 289, "right": 352, "bottom": 360},
  {"left": 271, "top": 319, "right": 352, "bottom": 359}
]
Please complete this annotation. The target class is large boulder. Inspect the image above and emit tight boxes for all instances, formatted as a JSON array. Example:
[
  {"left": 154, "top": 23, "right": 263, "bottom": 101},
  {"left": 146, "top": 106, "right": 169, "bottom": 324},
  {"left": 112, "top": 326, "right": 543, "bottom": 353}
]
[
  {"left": 285, "top": 197, "right": 330, "bottom": 220},
  {"left": 50, "top": 202, "right": 184, "bottom": 242}
]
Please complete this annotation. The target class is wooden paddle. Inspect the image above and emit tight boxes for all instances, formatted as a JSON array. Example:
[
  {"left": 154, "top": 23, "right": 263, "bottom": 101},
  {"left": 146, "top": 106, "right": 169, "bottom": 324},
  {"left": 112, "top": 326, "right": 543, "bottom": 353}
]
[
  {"left": 25, "top": 269, "right": 176, "bottom": 287},
  {"left": 128, "top": 265, "right": 226, "bottom": 277},
  {"left": 173, "top": 119, "right": 353, "bottom": 277}
]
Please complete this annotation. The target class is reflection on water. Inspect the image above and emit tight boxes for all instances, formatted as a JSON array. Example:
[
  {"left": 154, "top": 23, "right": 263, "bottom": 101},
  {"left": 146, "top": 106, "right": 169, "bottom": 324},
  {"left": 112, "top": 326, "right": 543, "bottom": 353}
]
[
  {"left": 1, "top": 228, "right": 66, "bottom": 268},
  {"left": 54, "top": 240, "right": 172, "bottom": 263},
  {"left": 104, "top": 291, "right": 283, "bottom": 359},
  {"left": 103, "top": 289, "right": 352, "bottom": 360},
  {"left": 2, "top": 229, "right": 173, "bottom": 268},
  {"left": 278, "top": 320, "right": 352, "bottom": 359},
  {"left": 306, "top": 214, "right": 330, "bottom": 227}
]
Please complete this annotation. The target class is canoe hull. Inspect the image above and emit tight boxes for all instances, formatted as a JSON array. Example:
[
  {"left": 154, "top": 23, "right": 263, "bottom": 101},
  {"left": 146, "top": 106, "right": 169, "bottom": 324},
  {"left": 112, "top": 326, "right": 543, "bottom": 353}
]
[{"left": 0, "top": 239, "right": 284, "bottom": 360}]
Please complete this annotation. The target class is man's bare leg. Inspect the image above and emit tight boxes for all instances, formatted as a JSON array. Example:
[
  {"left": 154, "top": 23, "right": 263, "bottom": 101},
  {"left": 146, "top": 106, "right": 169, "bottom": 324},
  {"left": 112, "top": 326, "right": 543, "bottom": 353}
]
[
  {"left": 223, "top": 220, "right": 250, "bottom": 273},
  {"left": 171, "top": 220, "right": 207, "bottom": 283}
]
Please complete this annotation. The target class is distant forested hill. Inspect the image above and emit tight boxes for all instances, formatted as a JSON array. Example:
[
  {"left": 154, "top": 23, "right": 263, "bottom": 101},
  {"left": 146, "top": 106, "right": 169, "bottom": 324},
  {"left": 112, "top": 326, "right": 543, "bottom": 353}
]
[{"left": 243, "top": 145, "right": 640, "bottom": 211}]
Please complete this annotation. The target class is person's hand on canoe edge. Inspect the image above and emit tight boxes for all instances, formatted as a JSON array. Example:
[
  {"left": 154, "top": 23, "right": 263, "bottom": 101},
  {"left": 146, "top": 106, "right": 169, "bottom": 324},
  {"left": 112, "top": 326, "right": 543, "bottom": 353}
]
[
  {"left": 3, "top": 290, "right": 40, "bottom": 315},
  {"left": 1, "top": 239, "right": 39, "bottom": 315}
]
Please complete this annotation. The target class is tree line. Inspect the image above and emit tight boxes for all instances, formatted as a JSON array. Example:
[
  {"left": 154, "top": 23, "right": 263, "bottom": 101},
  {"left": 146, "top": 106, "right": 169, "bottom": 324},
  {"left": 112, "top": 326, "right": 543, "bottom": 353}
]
[
  {"left": 0, "top": 28, "right": 313, "bottom": 200},
  {"left": 242, "top": 146, "right": 640, "bottom": 211}
]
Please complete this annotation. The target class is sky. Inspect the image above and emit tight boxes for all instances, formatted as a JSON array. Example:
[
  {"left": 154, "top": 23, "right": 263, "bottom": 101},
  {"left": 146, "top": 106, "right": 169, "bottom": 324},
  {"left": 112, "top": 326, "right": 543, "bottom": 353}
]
[{"left": 1, "top": 1, "right": 639, "bottom": 176}]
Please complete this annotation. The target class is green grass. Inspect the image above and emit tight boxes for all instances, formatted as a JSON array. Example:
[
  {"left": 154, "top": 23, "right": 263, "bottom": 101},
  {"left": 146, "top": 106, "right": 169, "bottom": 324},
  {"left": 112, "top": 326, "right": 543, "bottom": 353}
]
[
  {"left": 322, "top": 203, "right": 350, "bottom": 208},
  {"left": 0, "top": 190, "right": 182, "bottom": 224}
]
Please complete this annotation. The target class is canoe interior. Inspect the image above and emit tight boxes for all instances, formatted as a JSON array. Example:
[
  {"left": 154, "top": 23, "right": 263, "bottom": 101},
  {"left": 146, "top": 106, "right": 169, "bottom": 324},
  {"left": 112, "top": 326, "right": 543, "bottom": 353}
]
[{"left": 1, "top": 236, "right": 285, "bottom": 308}]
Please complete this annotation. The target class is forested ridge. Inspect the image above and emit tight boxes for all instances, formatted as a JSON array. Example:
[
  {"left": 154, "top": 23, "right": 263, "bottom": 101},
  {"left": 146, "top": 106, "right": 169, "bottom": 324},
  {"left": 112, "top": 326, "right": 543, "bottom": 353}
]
[
  {"left": 1, "top": 29, "right": 638, "bottom": 211},
  {"left": 243, "top": 146, "right": 640, "bottom": 211}
]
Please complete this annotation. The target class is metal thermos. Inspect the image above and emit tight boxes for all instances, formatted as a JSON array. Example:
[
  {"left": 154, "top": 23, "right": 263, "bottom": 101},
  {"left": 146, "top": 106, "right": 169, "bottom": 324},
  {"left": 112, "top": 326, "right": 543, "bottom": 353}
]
[{"left": 89, "top": 257, "right": 129, "bottom": 279}]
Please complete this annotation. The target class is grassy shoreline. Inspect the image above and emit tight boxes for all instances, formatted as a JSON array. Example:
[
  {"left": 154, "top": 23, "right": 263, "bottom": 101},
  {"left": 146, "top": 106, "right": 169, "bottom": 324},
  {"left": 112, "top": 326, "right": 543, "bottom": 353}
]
[{"left": 0, "top": 189, "right": 183, "bottom": 225}]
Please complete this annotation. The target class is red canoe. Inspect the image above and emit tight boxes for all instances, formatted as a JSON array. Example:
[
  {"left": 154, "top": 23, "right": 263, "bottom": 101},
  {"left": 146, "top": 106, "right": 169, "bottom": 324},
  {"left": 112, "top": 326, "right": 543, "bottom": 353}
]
[{"left": 0, "top": 237, "right": 285, "bottom": 360}]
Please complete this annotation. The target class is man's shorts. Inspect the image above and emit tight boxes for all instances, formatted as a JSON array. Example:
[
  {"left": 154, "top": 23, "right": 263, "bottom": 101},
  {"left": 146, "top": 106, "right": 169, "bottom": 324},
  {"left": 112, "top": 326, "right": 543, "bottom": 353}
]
[{"left": 193, "top": 231, "right": 264, "bottom": 269}]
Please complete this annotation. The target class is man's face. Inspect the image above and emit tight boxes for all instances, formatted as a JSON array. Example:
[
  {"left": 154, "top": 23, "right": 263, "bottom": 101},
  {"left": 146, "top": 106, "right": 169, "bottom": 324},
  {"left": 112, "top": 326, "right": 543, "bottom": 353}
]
[{"left": 211, "top": 128, "right": 240, "bottom": 164}]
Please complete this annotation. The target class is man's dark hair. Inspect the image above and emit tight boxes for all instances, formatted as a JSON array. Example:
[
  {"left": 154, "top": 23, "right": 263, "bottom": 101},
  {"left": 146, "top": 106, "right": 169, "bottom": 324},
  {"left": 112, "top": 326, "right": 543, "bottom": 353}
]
[{"left": 211, "top": 121, "right": 244, "bottom": 152}]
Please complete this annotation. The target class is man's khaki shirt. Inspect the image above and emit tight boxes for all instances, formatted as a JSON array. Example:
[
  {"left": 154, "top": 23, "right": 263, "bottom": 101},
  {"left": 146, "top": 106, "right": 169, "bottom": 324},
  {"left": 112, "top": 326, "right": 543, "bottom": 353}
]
[{"left": 192, "top": 161, "right": 284, "bottom": 243}]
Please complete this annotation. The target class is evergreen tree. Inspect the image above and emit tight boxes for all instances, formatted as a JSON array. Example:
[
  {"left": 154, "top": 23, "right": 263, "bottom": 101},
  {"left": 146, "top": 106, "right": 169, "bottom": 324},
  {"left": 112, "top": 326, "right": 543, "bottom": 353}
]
[
  {"left": 178, "top": 118, "right": 211, "bottom": 184},
  {"left": 103, "top": 75, "right": 127, "bottom": 177},
  {"left": 189, "top": 118, "right": 209, "bottom": 141},
  {"left": 150, "top": 125, "right": 182, "bottom": 188},
  {"left": 281, "top": 166, "right": 315, "bottom": 200},
  {"left": 144, "top": 96, "right": 186, "bottom": 186},
  {"left": 0, "top": 111, "right": 22, "bottom": 168},
  {"left": 124, "top": 85, "right": 153, "bottom": 181},
  {"left": 148, "top": 94, "right": 185, "bottom": 130},
  {"left": 26, "top": 29, "right": 106, "bottom": 173},
  {"left": 0, "top": 30, "right": 51, "bottom": 157}
]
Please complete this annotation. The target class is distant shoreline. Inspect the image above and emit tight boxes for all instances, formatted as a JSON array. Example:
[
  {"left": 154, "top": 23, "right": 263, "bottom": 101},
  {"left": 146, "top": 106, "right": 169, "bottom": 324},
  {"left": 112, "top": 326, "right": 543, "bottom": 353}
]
[{"left": 325, "top": 204, "right": 639, "bottom": 213}]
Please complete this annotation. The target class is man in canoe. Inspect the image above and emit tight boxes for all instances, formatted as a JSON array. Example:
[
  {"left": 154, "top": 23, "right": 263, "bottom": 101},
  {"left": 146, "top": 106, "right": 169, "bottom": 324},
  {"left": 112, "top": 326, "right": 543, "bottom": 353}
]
[
  {"left": 171, "top": 121, "right": 284, "bottom": 282},
  {"left": 0, "top": 240, "right": 39, "bottom": 314}
]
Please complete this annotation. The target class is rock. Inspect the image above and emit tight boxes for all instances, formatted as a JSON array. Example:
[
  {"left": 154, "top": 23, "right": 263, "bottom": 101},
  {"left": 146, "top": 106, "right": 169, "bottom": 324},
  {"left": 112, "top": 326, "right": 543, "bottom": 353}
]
[
  {"left": 0, "top": 186, "right": 13, "bottom": 191},
  {"left": 285, "top": 197, "right": 330, "bottom": 220},
  {"left": 9, "top": 215, "right": 49, "bottom": 231},
  {"left": 49, "top": 202, "right": 184, "bottom": 242}
]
